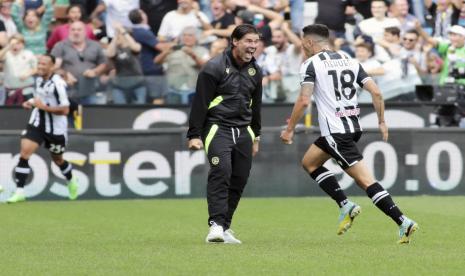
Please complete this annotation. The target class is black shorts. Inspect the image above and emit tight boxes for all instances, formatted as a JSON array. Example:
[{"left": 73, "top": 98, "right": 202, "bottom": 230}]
[
  {"left": 21, "top": 125, "right": 67, "bottom": 155},
  {"left": 314, "top": 132, "right": 363, "bottom": 170}
]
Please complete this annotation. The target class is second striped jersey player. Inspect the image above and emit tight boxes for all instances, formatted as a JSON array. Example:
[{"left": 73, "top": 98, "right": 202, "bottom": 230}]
[
  {"left": 281, "top": 24, "right": 418, "bottom": 244},
  {"left": 6, "top": 54, "right": 79, "bottom": 203},
  {"left": 300, "top": 50, "right": 370, "bottom": 136}
]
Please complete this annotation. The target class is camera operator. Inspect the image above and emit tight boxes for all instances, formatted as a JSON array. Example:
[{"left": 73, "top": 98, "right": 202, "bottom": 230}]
[{"left": 416, "top": 23, "right": 465, "bottom": 126}]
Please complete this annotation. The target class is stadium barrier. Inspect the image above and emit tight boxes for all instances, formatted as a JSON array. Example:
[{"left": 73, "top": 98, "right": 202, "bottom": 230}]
[
  {"left": 0, "top": 128, "right": 464, "bottom": 201},
  {"left": 0, "top": 103, "right": 438, "bottom": 130}
]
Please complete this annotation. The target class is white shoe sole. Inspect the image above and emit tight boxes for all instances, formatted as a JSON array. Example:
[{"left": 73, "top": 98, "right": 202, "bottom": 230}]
[{"left": 205, "top": 235, "right": 224, "bottom": 243}]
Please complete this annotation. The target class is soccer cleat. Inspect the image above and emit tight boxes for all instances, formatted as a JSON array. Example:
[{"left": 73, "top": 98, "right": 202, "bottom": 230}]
[
  {"left": 398, "top": 218, "right": 419, "bottom": 244},
  {"left": 67, "top": 176, "right": 79, "bottom": 200},
  {"left": 205, "top": 222, "right": 224, "bottom": 243},
  {"left": 0, "top": 185, "right": 4, "bottom": 193},
  {"left": 337, "top": 201, "right": 361, "bottom": 235},
  {"left": 223, "top": 229, "right": 242, "bottom": 244},
  {"left": 7, "top": 192, "right": 26, "bottom": 204}
]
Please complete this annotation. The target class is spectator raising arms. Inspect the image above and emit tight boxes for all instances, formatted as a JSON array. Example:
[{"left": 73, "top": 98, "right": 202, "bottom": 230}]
[
  {"left": 0, "top": 34, "right": 37, "bottom": 105},
  {"left": 91, "top": 0, "right": 139, "bottom": 38},
  {"left": 129, "top": 8, "right": 168, "bottom": 104},
  {"left": 157, "top": 0, "right": 211, "bottom": 41},
  {"left": 47, "top": 4, "right": 96, "bottom": 51},
  {"left": 11, "top": 0, "right": 53, "bottom": 55},
  {"left": 106, "top": 23, "right": 146, "bottom": 105}
]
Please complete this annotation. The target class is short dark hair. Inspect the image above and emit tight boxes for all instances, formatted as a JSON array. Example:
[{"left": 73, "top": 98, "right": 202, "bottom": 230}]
[
  {"left": 129, "top": 9, "right": 143, "bottom": 25},
  {"left": 356, "top": 42, "right": 374, "bottom": 55},
  {"left": 372, "top": 0, "right": 389, "bottom": 6},
  {"left": 42, "top": 53, "right": 56, "bottom": 64},
  {"left": 66, "top": 4, "right": 84, "bottom": 16},
  {"left": 302, "top": 24, "right": 330, "bottom": 39},
  {"left": 385, "top": 26, "right": 401, "bottom": 37},
  {"left": 405, "top": 29, "right": 419, "bottom": 37},
  {"left": 231, "top": 24, "right": 259, "bottom": 42}
]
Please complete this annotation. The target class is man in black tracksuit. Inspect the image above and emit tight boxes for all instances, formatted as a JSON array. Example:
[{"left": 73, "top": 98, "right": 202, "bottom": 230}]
[{"left": 187, "top": 24, "right": 262, "bottom": 244}]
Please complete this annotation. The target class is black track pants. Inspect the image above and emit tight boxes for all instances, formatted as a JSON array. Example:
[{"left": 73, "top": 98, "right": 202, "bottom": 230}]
[{"left": 203, "top": 124, "right": 254, "bottom": 229}]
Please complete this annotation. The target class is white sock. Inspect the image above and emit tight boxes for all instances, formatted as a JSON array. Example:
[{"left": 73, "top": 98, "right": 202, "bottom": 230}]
[{"left": 16, "top": 188, "right": 25, "bottom": 195}]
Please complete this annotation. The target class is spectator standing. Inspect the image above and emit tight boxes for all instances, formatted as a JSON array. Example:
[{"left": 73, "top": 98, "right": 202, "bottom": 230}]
[
  {"left": 129, "top": 8, "right": 168, "bottom": 104},
  {"left": 0, "top": 34, "right": 37, "bottom": 105},
  {"left": 202, "top": 0, "right": 236, "bottom": 39},
  {"left": 315, "top": 0, "right": 354, "bottom": 38},
  {"left": 399, "top": 29, "right": 428, "bottom": 75},
  {"left": 0, "top": 17, "right": 7, "bottom": 47},
  {"left": 0, "top": 1, "right": 18, "bottom": 37},
  {"left": 155, "top": 26, "right": 209, "bottom": 104},
  {"left": 140, "top": 0, "right": 177, "bottom": 35},
  {"left": 47, "top": 4, "right": 96, "bottom": 51},
  {"left": 417, "top": 23, "right": 465, "bottom": 85},
  {"left": 91, "top": 0, "right": 139, "bottom": 38},
  {"left": 157, "top": 0, "right": 210, "bottom": 41},
  {"left": 11, "top": 0, "right": 53, "bottom": 55},
  {"left": 377, "top": 26, "right": 402, "bottom": 58},
  {"left": 390, "top": 0, "right": 417, "bottom": 34},
  {"left": 106, "top": 23, "right": 146, "bottom": 104},
  {"left": 52, "top": 21, "right": 107, "bottom": 104},
  {"left": 264, "top": 21, "right": 303, "bottom": 102},
  {"left": 358, "top": 0, "right": 400, "bottom": 41},
  {"left": 425, "top": 0, "right": 462, "bottom": 38}
]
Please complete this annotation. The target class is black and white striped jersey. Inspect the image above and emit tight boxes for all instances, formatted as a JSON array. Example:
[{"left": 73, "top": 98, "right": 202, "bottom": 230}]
[
  {"left": 28, "top": 74, "right": 70, "bottom": 135},
  {"left": 300, "top": 50, "right": 371, "bottom": 136}
]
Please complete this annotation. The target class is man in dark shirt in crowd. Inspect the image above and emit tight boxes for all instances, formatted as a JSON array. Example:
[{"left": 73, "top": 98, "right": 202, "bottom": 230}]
[{"left": 129, "top": 9, "right": 168, "bottom": 104}]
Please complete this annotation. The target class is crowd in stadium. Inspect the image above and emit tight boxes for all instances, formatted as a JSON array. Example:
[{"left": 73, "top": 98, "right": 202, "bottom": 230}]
[{"left": 0, "top": 0, "right": 464, "bottom": 106}]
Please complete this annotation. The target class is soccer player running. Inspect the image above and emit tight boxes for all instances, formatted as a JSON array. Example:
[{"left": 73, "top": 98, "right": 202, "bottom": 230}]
[
  {"left": 280, "top": 24, "right": 418, "bottom": 244},
  {"left": 7, "top": 54, "right": 79, "bottom": 203},
  {"left": 187, "top": 24, "right": 262, "bottom": 244}
]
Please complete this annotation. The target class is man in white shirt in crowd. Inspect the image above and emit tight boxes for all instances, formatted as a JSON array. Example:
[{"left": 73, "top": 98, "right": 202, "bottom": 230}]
[
  {"left": 157, "top": 0, "right": 211, "bottom": 41},
  {"left": 358, "top": 0, "right": 400, "bottom": 41},
  {"left": 264, "top": 21, "right": 303, "bottom": 102}
]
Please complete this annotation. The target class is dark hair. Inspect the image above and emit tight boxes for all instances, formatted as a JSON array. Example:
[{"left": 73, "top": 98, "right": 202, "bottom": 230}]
[
  {"left": 23, "top": 9, "right": 39, "bottom": 21},
  {"left": 66, "top": 4, "right": 84, "bottom": 16},
  {"left": 42, "top": 53, "right": 56, "bottom": 64},
  {"left": 372, "top": 0, "right": 389, "bottom": 6},
  {"left": 356, "top": 42, "right": 374, "bottom": 54},
  {"left": 231, "top": 24, "right": 259, "bottom": 42},
  {"left": 385, "top": 26, "right": 400, "bottom": 37},
  {"left": 129, "top": 9, "right": 143, "bottom": 24},
  {"left": 405, "top": 29, "right": 419, "bottom": 36},
  {"left": 302, "top": 24, "right": 330, "bottom": 39}
]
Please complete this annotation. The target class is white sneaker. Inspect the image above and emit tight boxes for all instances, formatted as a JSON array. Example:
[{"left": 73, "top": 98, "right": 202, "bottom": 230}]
[
  {"left": 224, "top": 229, "right": 242, "bottom": 244},
  {"left": 205, "top": 222, "right": 224, "bottom": 243}
]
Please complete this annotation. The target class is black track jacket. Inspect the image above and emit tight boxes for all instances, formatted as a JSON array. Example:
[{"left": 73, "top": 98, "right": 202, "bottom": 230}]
[{"left": 187, "top": 49, "right": 263, "bottom": 139}]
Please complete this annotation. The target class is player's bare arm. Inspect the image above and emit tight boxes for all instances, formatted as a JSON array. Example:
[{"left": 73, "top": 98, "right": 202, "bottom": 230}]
[
  {"left": 281, "top": 83, "right": 314, "bottom": 144},
  {"left": 363, "top": 79, "right": 388, "bottom": 142},
  {"left": 33, "top": 98, "right": 70, "bottom": 116}
]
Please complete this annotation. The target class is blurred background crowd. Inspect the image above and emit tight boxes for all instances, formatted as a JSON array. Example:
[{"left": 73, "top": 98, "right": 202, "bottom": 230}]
[{"left": 0, "top": 0, "right": 464, "bottom": 108}]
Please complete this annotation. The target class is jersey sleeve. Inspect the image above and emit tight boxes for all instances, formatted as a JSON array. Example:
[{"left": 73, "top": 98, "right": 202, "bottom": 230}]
[
  {"left": 300, "top": 60, "right": 316, "bottom": 85},
  {"left": 356, "top": 64, "right": 371, "bottom": 87},
  {"left": 55, "top": 78, "right": 70, "bottom": 107}
]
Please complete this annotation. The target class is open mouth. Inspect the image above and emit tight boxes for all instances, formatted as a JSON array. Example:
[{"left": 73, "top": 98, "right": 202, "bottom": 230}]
[{"left": 245, "top": 48, "right": 255, "bottom": 59}]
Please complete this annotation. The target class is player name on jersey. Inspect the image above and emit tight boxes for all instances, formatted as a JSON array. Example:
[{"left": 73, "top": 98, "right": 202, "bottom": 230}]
[{"left": 322, "top": 59, "right": 355, "bottom": 69}]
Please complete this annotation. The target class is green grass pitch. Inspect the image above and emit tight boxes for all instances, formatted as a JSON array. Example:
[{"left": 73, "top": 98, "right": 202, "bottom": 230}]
[{"left": 1, "top": 196, "right": 464, "bottom": 275}]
